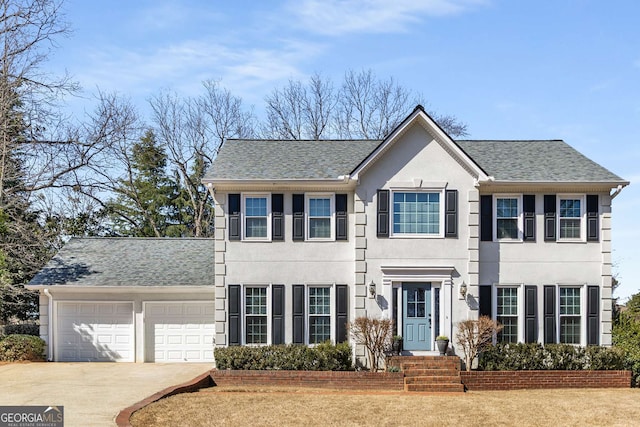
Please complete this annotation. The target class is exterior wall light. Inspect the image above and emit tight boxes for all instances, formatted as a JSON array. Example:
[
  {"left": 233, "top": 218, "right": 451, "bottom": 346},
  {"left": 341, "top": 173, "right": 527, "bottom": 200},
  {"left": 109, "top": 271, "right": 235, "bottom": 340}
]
[
  {"left": 368, "top": 280, "right": 376, "bottom": 298},
  {"left": 459, "top": 282, "right": 467, "bottom": 299}
]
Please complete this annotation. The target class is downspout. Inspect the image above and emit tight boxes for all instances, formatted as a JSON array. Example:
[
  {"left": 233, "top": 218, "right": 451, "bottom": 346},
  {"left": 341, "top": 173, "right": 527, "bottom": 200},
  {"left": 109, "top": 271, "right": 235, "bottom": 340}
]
[{"left": 43, "top": 288, "right": 53, "bottom": 361}]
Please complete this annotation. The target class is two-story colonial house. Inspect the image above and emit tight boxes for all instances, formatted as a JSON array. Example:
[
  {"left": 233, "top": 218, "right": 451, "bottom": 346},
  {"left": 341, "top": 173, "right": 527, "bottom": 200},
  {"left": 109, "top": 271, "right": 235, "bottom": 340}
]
[{"left": 28, "top": 106, "right": 628, "bottom": 364}]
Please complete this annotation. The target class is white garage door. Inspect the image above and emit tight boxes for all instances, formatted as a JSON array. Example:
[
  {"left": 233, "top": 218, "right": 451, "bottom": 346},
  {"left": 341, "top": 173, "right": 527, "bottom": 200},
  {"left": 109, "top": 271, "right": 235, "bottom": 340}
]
[
  {"left": 145, "top": 302, "right": 215, "bottom": 362},
  {"left": 57, "top": 302, "right": 134, "bottom": 362}
]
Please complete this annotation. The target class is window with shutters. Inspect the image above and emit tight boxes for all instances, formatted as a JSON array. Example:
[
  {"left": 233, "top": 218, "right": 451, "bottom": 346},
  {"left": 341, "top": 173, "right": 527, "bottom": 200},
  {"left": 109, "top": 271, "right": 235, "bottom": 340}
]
[
  {"left": 245, "top": 287, "right": 268, "bottom": 344},
  {"left": 496, "top": 287, "right": 519, "bottom": 343},
  {"left": 306, "top": 194, "right": 335, "bottom": 240},
  {"left": 308, "top": 287, "right": 332, "bottom": 343},
  {"left": 558, "top": 195, "right": 585, "bottom": 241},
  {"left": 494, "top": 195, "right": 522, "bottom": 240},
  {"left": 559, "top": 287, "right": 581, "bottom": 344},
  {"left": 243, "top": 194, "right": 271, "bottom": 240},
  {"left": 391, "top": 190, "right": 443, "bottom": 237}
]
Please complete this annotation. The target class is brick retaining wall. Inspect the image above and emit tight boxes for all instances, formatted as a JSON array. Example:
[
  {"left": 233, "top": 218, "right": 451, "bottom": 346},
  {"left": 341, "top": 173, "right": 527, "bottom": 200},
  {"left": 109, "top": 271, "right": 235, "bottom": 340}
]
[
  {"left": 460, "top": 370, "right": 632, "bottom": 390},
  {"left": 211, "top": 370, "right": 405, "bottom": 390}
]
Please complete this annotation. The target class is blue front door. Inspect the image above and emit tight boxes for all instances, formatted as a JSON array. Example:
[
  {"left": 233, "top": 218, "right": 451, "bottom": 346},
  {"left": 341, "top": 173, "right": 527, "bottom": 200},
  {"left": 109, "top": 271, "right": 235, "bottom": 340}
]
[{"left": 403, "top": 283, "right": 432, "bottom": 351}]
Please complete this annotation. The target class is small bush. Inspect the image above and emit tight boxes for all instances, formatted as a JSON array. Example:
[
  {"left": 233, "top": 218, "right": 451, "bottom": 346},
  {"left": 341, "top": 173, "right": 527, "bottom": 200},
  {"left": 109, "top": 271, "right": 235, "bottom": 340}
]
[
  {"left": 0, "top": 334, "right": 46, "bottom": 362},
  {"left": 478, "top": 343, "right": 625, "bottom": 371},
  {"left": 3, "top": 323, "right": 39, "bottom": 337},
  {"left": 214, "top": 342, "right": 353, "bottom": 371}
]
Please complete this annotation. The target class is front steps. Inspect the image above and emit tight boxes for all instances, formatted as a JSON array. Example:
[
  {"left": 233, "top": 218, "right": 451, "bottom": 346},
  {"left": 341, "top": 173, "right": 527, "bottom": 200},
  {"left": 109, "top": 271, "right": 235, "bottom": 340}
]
[{"left": 388, "top": 356, "right": 464, "bottom": 393}]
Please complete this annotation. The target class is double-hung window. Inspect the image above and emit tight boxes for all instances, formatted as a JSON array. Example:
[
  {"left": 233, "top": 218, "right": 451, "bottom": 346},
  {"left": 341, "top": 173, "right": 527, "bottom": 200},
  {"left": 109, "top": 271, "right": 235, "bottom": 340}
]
[
  {"left": 558, "top": 196, "right": 583, "bottom": 240},
  {"left": 308, "top": 287, "right": 331, "bottom": 343},
  {"left": 245, "top": 287, "right": 268, "bottom": 344},
  {"left": 392, "top": 191, "right": 441, "bottom": 236},
  {"left": 496, "top": 287, "right": 519, "bottom": 343},
  {"left": 559, "top": 287, "right": 581, "bottom": 344},
  {"left": 495, "top": 196, "right": 521, "bottom": 240},
  {"left": 306, "top": 194, "right": 334, "bottom": 240},
  {"left": 243, "top": 194, "right": 270, "bottom": 240}
]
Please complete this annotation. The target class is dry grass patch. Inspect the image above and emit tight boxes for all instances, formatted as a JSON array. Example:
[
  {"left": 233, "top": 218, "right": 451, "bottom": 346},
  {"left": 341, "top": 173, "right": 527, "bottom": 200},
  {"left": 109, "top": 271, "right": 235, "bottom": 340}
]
[{"left": 130, "top": 387, "right": 640, "bottom": 427}]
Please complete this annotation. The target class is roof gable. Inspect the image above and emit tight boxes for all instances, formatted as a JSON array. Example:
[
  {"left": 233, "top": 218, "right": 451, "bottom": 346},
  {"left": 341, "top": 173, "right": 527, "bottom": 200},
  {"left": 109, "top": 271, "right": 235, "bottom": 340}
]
[{"left": 350, "top": 106, "right": 488, "bottom": 181}]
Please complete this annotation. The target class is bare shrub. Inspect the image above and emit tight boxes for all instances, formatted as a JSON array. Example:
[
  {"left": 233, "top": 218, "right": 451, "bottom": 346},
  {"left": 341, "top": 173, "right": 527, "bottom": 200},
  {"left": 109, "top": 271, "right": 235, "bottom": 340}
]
[
  {"left": 456, "top": 316, "right": 503, "bottom": 371},
  {"left": 348, "top": 317, "right": 394, "bottom": 371}
]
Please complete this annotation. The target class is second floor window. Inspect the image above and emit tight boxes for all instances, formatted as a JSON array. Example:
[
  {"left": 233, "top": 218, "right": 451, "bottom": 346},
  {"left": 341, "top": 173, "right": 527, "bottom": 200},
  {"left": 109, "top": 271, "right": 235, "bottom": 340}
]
[
  {"left": 392, "top": 192, "right": 440, "bottom": 236},
  {"left": 496, "top": 197, "right": 519, "bottom": 239},
  {"left": 306, "top": 194, "right": 335, "bottom": 240},
  {"left": 559, "top": 198, "right": 582, "bottom": 239},
  {"left": 244, "top": 195, "right": 269, "bottom": 239}
]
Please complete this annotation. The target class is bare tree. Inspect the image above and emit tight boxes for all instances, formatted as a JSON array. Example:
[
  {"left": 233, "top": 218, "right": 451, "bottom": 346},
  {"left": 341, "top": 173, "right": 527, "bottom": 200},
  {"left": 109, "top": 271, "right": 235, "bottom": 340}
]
[
  {"left": 150, "top": 81, "right": 255, "bottom": 236},
  {"left": 455, "top": 316, "right": 503, "bottom": 371},
  {"left": 349, "top": 316, "right": 394, "bottom": 371}
]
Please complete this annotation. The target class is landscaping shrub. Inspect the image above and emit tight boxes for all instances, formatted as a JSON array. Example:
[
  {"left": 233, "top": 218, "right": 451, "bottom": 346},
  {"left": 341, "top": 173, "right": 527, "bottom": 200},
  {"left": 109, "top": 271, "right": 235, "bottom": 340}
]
[
  {"left": 613, "top": 311, "right": 640, "bottom": 386},
  {"left": 3, "top": 323, "right": 39, "bottom": 337},
  {"left": 214, "top": 342, "right": 353, "bottom": 371},
  {"left": 0, "top": 334, "right": 46, "bottom": 362},
  {"left": 478, "top": 343, "right": 625, "bottom": 371}
]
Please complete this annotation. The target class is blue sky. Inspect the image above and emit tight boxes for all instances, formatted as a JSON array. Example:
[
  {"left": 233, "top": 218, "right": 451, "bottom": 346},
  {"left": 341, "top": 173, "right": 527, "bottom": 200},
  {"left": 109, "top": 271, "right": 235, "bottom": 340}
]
[{"left": 49, "top": 0, "right": 639, "bottom": 300}]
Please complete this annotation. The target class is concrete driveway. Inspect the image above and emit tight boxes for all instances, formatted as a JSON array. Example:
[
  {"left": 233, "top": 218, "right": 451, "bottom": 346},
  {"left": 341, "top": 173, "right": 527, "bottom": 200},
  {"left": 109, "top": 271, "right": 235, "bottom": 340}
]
[{"left": 0, "top": 362, "right": 212, "bottom": 426}]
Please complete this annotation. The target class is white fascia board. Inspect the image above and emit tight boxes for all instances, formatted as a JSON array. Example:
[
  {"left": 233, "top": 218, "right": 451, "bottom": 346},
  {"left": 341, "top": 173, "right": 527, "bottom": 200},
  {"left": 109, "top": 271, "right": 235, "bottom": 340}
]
[
  {"left": 478, "top": 180, "right": 630, "bottom": 192},
  {"left": 203, "top": 178, "right": 357, "bottom": 192}
]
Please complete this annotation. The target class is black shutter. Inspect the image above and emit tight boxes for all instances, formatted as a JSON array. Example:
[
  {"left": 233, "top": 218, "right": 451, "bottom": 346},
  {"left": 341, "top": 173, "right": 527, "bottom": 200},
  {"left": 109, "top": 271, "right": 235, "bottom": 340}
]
[
  {"left": 228, "top": 194, "right": 241, "bottom": 240},
  {"left": 523, "top": 195, "right": 536, "bottom": 241},
  {"left": 272, "top": 285, "right": 285, "bottom": 345},
  {"left": 392, "top": 289, "right": 398, "bottom": 335},
  {"left": 543, "top": 285, "right": 556, "bottom": 344},
  {"left": 587, "top": 286, "right": 600, "bottom": 345},
  {"left": 544, "top": 195, "right": 556, "bottom": 241},
  {"left": 228, "top": 285, "right": 241, "bottom": 345},
  {"left": 292, "top": 285, "right": 305, "bottom": 344},
  {"left": 480, "top": 195, "right": 493, "bottom": 241},
  {"left": 336, "top": 194, "right": 348, "bottom": 241},
  {"left": 525, "top": 285, "right": 538, "bottom": 343},
  {"left": 479, "top": 285, "right": 492, "bottom": 317},
  {"left": 376, "top": 189, "right": 389, "bottom": 237},
  {"left": 336, "top": 285, "right": 348, "bottom": 343},
  {"left": 293, "top": 194, "right": 305, "bottom": 241},
  {"left": 272, "top": 194, "right": 284, "bottom": 241},
  {"left": 445, "top": 189, "right": 458, "bottom": 238},
  {"left": 587, "top": 195, "right": 599, "bottom": 242}
]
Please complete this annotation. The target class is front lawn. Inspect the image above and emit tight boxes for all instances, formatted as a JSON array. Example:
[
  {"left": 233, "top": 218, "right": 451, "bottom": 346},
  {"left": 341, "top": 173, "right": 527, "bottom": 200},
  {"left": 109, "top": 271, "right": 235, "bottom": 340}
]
[{"left": 130, "top": 387, "right": 640, "bottom": 426}]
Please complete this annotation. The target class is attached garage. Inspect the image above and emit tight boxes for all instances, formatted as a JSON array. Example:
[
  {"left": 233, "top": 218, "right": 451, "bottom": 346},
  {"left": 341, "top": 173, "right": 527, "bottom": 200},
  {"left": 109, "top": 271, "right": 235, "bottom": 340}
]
[
  {"left": 144, "top": 302, "right": 215, "bottom": 362},
  {"left": 56, "top": 302, "right": 134, "bottom": 362},
  {"left": 27, "top": 238, "right": 216, "bottom": 363}
]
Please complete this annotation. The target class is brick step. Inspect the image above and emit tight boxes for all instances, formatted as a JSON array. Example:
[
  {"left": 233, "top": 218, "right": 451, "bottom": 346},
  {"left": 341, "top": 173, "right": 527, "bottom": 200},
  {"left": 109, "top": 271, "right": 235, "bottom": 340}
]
[
  {"left": 405, "top": 383, "right": 465, "bottom": 393},
  {"left": 402, "top": 364, "right": 460, "bottom": 372},
  {"left": 405, "top": 375, "right": 462, "bottom": 385},
  {"left": 403, "top": 368, "right": 460, "bottom": 377}
]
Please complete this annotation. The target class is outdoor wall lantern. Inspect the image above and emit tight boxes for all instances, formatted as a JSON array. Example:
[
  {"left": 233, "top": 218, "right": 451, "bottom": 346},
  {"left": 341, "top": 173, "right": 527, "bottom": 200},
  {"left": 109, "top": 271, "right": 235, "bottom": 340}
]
[
  {"left": 459, "top": 281, "right": 467, "bottom": 299},
  {"left": 368, "top": 280, "right": 376, "bottom": 298}
]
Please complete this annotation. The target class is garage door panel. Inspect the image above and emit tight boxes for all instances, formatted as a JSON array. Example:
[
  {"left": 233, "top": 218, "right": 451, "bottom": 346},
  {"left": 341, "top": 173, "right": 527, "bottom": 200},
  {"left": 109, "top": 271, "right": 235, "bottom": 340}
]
[
  {"left": 145, "top": 302, "right": 215, "bottom": 363},
  {"left": 57, "top": 302, "right": 134, "bottom": 362}
]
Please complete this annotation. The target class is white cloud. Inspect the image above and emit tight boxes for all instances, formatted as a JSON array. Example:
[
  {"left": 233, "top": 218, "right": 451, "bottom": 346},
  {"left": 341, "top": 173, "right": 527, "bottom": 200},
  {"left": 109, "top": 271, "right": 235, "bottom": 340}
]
[{"left": 286, "top": 0, "right": 488, "bottom": 36}]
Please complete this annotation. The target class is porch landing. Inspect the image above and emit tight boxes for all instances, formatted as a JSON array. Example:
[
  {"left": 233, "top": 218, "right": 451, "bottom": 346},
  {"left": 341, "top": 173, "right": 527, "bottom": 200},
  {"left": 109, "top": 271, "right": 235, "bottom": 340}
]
[{"left": 387, "top": 356, "right": 464, "bottom": 392}]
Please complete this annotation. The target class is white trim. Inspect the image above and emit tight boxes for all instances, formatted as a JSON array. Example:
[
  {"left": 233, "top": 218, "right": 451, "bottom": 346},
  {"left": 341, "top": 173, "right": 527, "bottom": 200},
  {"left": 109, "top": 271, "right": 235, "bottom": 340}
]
[
  {"left": 305, "top": 193, "right": 336, "bottom": 241},
  {"left": 557, "top": 194, "right": 586, "bottom": 242},
  {"left": 242, "top": 193, "right": 272, "bottom": 241},
  {"left": 389, "top": 188, "right": 445, "bottom": 238},
  {"left": 493, "top": 194, "right": 523, "bottom": 242}
]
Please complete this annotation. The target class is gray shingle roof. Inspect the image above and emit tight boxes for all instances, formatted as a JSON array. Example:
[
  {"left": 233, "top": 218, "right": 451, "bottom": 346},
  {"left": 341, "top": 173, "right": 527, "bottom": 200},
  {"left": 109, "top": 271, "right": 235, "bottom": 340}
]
[
  {"left": 456, "top": 140, "right": 625, "bottom": 182},
  {"left": 204, "top": 139, "right": 381, "bottom": 180},
  {"left": 28, "top": 238, "right": 214, "bottom": 287},
  {"left": 204, "top": 137, "right": 625, "bottom": 184}
]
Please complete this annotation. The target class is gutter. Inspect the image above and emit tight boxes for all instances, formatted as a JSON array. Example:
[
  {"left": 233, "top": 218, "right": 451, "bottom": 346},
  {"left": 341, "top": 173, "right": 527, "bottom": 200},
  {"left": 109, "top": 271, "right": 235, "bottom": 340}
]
[{"left": 43, "top": 288, "right": 53, "bottom": 361}]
